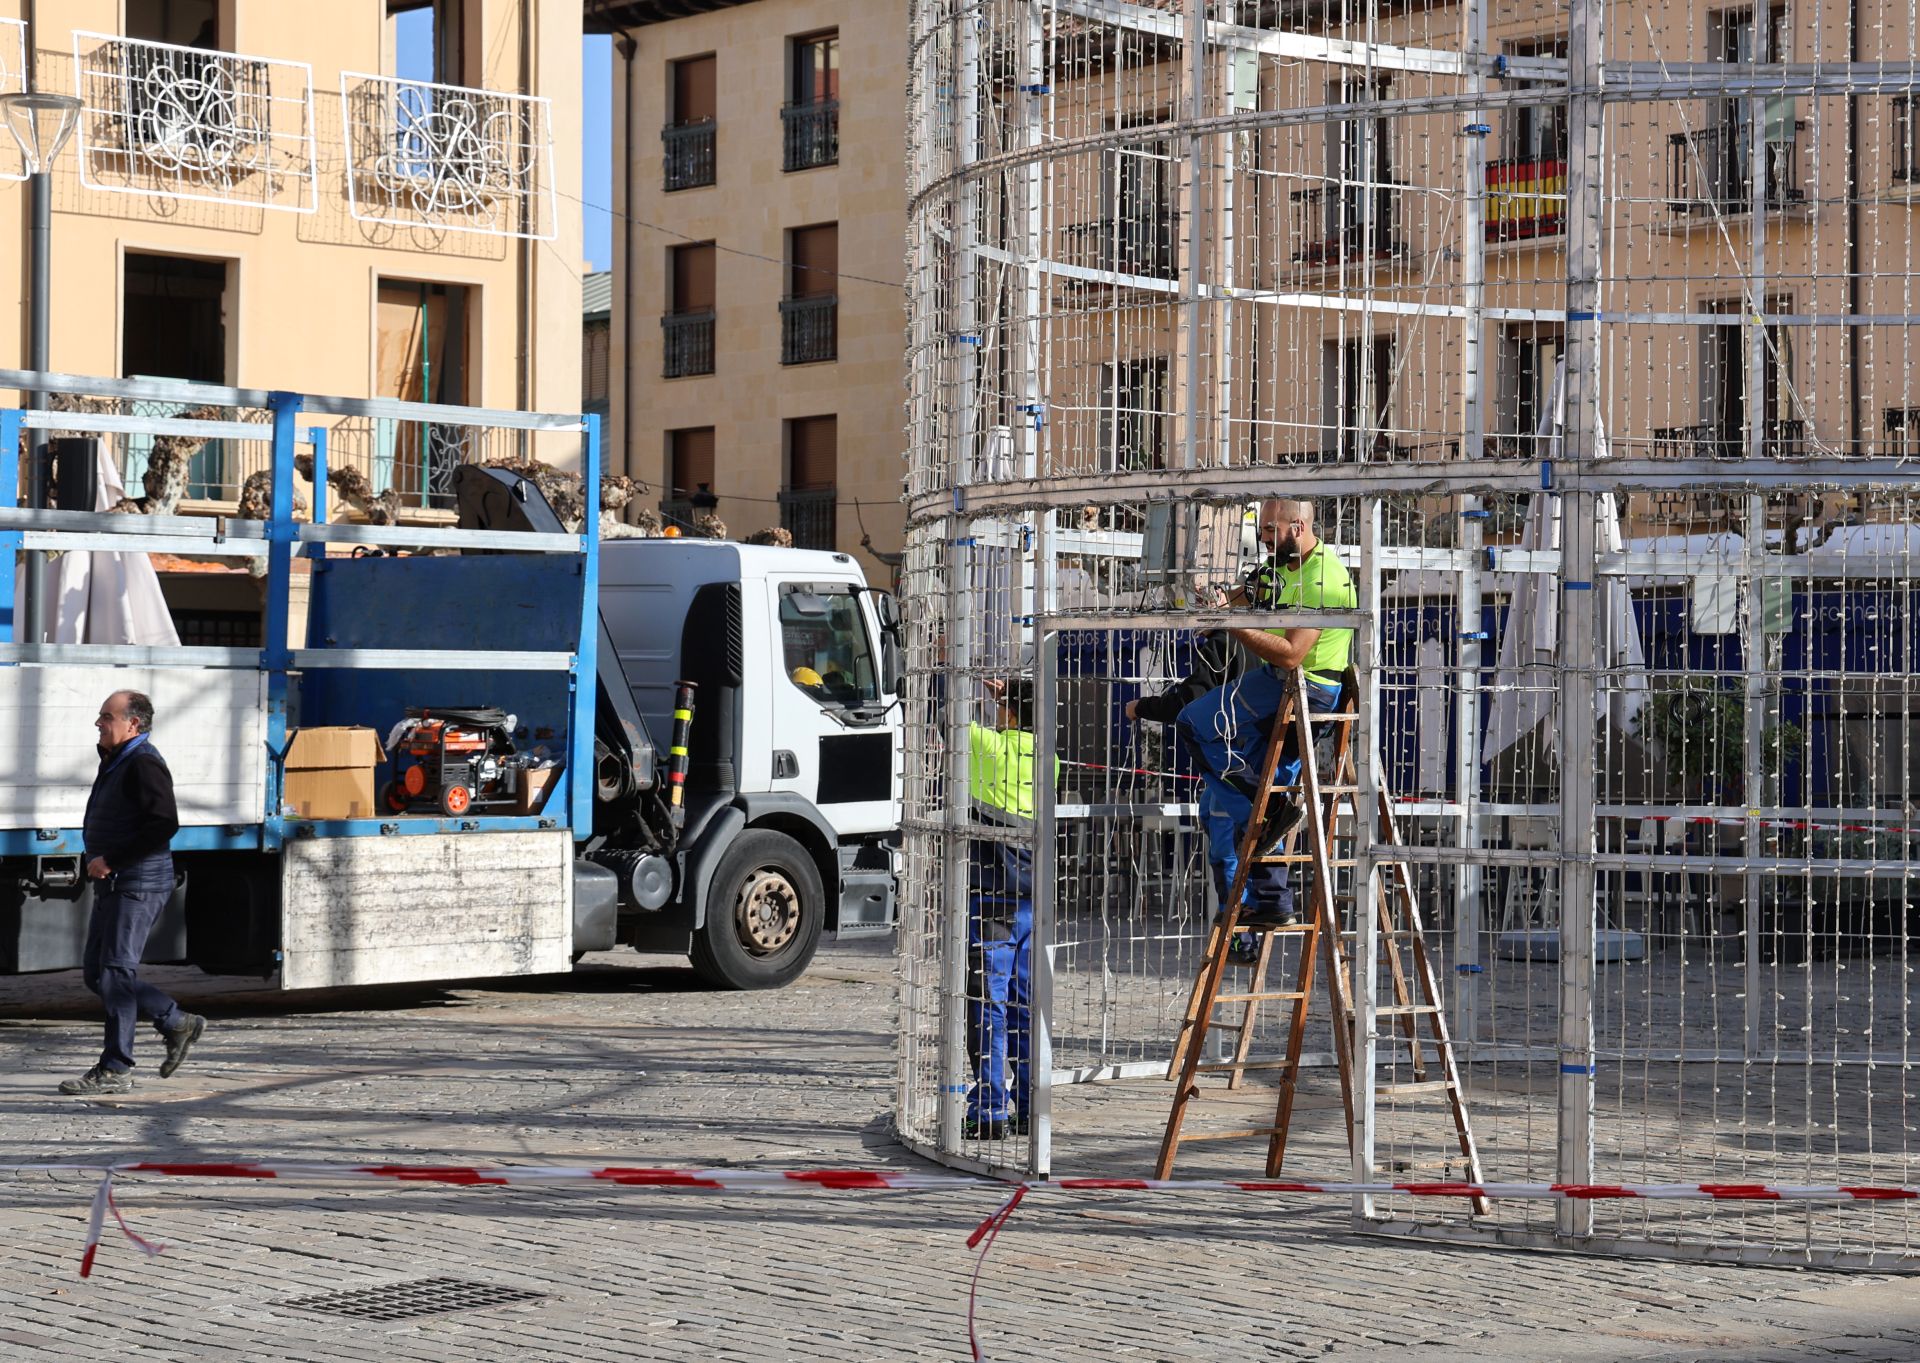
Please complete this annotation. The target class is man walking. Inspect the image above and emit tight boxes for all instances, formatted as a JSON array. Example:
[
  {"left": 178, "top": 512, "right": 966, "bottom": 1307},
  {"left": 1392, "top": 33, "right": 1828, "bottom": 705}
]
[
  {"left": 1176, "top": 499, "right": 1356, "bottom": 929},
  {"left": 59, "top": 690, "right": 206, "bottom": 1096}
]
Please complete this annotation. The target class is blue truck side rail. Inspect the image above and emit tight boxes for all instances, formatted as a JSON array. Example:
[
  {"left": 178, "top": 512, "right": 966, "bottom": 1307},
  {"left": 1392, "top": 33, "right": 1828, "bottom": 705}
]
[{"left": 0, "top": 370, "right": 600, "bottom": 856}]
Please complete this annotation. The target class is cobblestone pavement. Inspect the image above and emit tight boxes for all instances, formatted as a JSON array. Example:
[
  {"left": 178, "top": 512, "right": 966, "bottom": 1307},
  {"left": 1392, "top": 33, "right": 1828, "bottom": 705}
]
[{"left": 1, "top": 942, "right": 1918, "bottom": 1362}]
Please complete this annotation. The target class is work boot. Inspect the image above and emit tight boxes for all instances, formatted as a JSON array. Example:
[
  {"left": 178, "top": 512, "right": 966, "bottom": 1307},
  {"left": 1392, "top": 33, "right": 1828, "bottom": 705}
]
[
  {"left": 963, "top": 1114, "right": 1009, "bottom": 1141},
  {"left": 159, "top": 1013, "right": 206, "bottom": 1079},
  {"left": 59, "top": 1064, "right": 133, "bottom": 1096},
  {"left": 1259, "top": 798, "right": 1304, "bottom": 851},
  {"left": 1238, "top": 905, "right": 1300, "bottom": 930}
]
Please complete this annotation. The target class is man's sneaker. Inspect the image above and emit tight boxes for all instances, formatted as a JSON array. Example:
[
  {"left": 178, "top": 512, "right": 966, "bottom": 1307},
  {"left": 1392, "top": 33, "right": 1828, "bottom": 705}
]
[
  {"left": 1226, "top": 934, "right": 1262, "bottom": 966},
  {"left": 158, "top": 1013, "right": 206, "bottom": 1079},
  {"left": 59, "top": 1065, "right": 133, "bottom": 1096}
]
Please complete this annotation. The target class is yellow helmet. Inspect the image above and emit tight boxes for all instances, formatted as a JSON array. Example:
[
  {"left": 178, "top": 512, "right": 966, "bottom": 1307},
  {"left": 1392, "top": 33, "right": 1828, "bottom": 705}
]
[{"left": 791, "top": 666, "right": 824, "bottom": 688}]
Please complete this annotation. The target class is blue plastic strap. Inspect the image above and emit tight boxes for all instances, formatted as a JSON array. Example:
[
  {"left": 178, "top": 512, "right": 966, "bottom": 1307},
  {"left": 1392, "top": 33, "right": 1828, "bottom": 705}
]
[
  {"left": 1456, "top": 962, "right": 1484, "bottom": 974},
  {"left": 1561, "top": 1063, "right": 1597, "bottom": 1075},
  {"left": 1540, "top": 459, "right": 1553, "bottom": 490},
  {"left": 1460, "top": 508, "right": 1491, "bottom": 520},
  {"left": 1564, "top": 581, "right": 1594, "bottom": 591}
]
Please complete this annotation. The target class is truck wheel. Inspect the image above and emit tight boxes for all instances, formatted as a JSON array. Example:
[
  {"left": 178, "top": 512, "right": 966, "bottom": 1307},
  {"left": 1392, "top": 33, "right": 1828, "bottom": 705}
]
[{"left": 690, "top": 830, "right": 824, "bottom": 990}]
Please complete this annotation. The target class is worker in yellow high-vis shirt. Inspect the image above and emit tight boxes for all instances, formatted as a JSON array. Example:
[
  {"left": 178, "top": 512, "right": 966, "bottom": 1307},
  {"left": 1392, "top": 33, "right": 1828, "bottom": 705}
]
[
  {"left": 964, "top": 677, "right": 1056, "bottom": 1141},
  {"left": 1176, "top": 498, "right": 1355, "bottom": 928}
]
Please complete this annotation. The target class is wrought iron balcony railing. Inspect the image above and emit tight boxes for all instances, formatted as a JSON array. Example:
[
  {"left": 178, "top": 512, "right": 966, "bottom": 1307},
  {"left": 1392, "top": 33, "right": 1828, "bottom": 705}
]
[
  {"left": 342, "top": 73, "right": 557, "bottom": 238},
  {"left": 1650, "top": 418, "right": 1808, "bottom": 460},
  {"left": 1884, "top": 407, "right": 1920, "bottom": 457},
  {"left": 1484, "top": 156, "right": 1566, "bottom": 242},
  {"left": 660, "top": 496, "right": 695, "bottom": 531},
  {"left": 779, "top": 486, "right": 837, "bottom": 551},
  {"left": 1289, "top": 185, "right": 1404, "bottom": 266},
  {"left": 663, "top": 119, "right": 716, "bottom": 190},
  {"left": 1062, "top": 212, "right": 1180, "bottom": 280},
  {"left": 780, "top": 295, "right": 838, "bottom": 365},
  {"left": 1667, "top": 123, "right": 1805, "bottom": 214},
  {"left": 662, "top": 309, "right": 716, "bottom": 378},
  {"left": 781, "top": 99, "right": 839, "bottom": 171},
  {"left": 72, "top": 31, "right": 317, "bottom": 211}
]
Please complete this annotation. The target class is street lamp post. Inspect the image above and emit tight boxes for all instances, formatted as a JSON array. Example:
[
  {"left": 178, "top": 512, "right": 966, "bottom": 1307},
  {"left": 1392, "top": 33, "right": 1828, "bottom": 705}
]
[{"left": 0, "top": 90, "right": 82, "bottom": 645}]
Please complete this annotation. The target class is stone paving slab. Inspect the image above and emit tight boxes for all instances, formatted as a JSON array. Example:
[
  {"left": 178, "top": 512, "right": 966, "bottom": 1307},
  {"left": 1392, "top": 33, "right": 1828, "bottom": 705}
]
[{"left": 0, "top": 943, "right": 1917, "bottom": 1361}]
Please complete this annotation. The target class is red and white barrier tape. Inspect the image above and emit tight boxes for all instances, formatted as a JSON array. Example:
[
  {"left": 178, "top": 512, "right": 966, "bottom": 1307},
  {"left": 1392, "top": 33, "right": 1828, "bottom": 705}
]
[{"left": 17, "top": 1161, "right": 1917, "bottom": 1356}]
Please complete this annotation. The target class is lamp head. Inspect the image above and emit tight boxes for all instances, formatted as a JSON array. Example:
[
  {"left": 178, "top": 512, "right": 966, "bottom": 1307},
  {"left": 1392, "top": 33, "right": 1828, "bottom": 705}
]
[{"left": 0, "top": 91, "right": 82, "bottom": 175}]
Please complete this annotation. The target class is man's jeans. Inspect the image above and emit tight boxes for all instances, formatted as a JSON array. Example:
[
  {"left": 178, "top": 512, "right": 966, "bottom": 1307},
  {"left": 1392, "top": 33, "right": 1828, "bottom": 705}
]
[
  {"left": 966, "top": 896, "right": 1032, "bottom": 1124},
  {"left": 1178, "top": 669, "right": 1343, "bottom": 921},
  {"left": 82, "top": 877, "right": 183, "bottom": 1072}
]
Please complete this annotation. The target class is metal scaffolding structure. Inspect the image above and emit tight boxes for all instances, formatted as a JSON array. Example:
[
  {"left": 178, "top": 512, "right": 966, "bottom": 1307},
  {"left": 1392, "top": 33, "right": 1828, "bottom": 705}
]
[{"left": 899, "top": 0, "right": 1920, "bottom": 1269}]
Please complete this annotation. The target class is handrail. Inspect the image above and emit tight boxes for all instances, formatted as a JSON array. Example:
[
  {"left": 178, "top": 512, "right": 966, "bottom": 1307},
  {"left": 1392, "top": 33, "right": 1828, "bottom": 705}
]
[{"left": 0, "top": 369, "right": 588, "bottom": 432}]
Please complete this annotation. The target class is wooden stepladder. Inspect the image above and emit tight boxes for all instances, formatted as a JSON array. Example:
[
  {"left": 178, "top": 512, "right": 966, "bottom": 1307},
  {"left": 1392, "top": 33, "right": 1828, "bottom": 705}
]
[{"left": 1155, "top": 665, "right": 1486, "bottom": 1210}]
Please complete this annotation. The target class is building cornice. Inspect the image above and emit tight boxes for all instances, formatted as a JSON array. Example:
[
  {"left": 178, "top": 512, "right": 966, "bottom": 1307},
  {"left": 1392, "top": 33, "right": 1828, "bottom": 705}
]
[{"left": 584, "top": 0, "right": 758, "bottom": 32}]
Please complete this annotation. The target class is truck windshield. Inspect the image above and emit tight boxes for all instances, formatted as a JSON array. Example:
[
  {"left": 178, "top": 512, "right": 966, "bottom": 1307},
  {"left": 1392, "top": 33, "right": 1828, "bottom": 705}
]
[{"left": 779, "top": 583, "right": 883, "bottom": 713}]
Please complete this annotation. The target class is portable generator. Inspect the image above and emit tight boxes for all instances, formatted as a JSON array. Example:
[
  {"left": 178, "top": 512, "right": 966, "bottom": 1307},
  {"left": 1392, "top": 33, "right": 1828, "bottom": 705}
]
[{"left": 382, "top": 706, "right": 532, "bottom": 816}]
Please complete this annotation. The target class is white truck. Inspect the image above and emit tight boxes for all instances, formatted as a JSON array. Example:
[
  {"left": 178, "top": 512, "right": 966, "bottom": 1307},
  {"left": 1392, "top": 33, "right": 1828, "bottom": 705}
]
[{"left": 0, "top": 386, "right": 901, "bottom": 992}]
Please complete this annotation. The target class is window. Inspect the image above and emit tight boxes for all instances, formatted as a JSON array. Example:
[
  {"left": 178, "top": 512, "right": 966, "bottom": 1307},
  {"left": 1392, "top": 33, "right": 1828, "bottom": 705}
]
[
  {"left": 1296, "top": 79, "right": 1398, "bottom": 264},
  {"left": 1675, "top": 6, "right": 1798, "bottom": 208},
  {"left": 1489, "top": 39, "right": 1568, "bottom": 242},
  {"left": 126, "top": 0, "right": 219, "bottom": 47},
  {"left": 779, "top": 582, "right": 882, "bottom": 714},
  {"left": 1694, "top": 297, "right": 1799, "bottom": 456},
  {"left": 1895, "top": 96, "right": 1920, "bottom": 183},
  {"left": 783, "top": 32, "right": 839, "bottom": 171},
  {"left": 122, "top": 252, "right": 231, "bottom": 500},
  {"left": 1091, "top": 110, "right": 1177, "bottom": 278},
  {"left": 663, "top": 242, "right": 715, "bottom": 378},
  {"left": 1495, "top": 325, "right": 1563, "bottom": 449},
  {"left": 1098, "top": 358, "right": 1168, "bottom": 473},
  {"left": 389, "top": 0, "right": 467, "bottom": 86},
  {"left": 1320, "top": 335, "right": 1395, "bottom": 459},
  {"left": 664, "top": 426, "right": 715, "bottom": 528},
  {"left": 664, "top": 54, "right": 717, "bottom": 190},
  {"left": 782, "top": 415, "right": 837, "bottom": 550},
  {"left": 781, "top": 224, "right": 838, "bottom": 364},
  {"left": 375, "top": 279, "right": 473, "bottom": 510}
]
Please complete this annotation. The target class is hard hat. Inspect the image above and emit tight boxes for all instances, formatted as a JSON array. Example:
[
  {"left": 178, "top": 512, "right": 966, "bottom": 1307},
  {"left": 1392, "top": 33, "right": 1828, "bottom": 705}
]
[{"left": 791, "top": 666, "right": 824, "bottom": 687}]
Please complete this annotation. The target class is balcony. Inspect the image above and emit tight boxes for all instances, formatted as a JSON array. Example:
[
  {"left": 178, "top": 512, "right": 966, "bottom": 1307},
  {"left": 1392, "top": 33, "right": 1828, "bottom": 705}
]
[
  {"left": 663, "top": 119, "right": 716, "bottom": 190},
  {"left": 1062, "top": 212, "right": 1180, "bottom": 281},
  {"left": 1650, "top": 419, "right": 1808, "bottom": 460},
  {"left": 779, "top": 295, "right": 838, "bottom": 365},
  {"left": 342, "top": 74, "right": 556, "bottom": 238},
  {"left": 660, "top": 496, "right": 695, "bottom": 531},
  {"left": 1884, "top": 407, "right": 1920, "bottom": 457},
  {"left": 73, "top": 31, "right": 315, "bottom": 211},
  {"left": 662, "top": 309, "right": 716, "bottom": 378},
  {"left": 1667, "top": 123, "right": 1804, "bottom": 215},
  {"left": 781, "top": 99, "right": 839, "bottom": 172},
  {"left": 1289, "top": 185, "right": 1404, "bottom": 267},
  {"left": 779, "top": 486, "right": 837, "bottom": 550},
  {"left": 1484, "top": 156, "right": 1565, "bottom": 242}
]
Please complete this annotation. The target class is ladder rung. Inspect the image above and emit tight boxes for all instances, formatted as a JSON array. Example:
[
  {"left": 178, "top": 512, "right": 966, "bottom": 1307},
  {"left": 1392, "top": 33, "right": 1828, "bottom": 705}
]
[
  {"left": 1172, "top": 1126, "right": 1287, "bottom": 1142},
  {"left": 1376, "top": 1080, "right": 1457, "bottom": 1098},
  {"left": 1219, "top": 920, "right": 1314, "bottom": 934},
  {"left": 1375, "top": 1005, "right": 1441, "bottom": 1017},
  {"left": 1253, "top": 854, "right": 1357, "bottom": 866},
  {"left": 1212, "top": 990, "right": 1308, "bottom": 1005},
  {"left": 1194, "top": 1058, "right": 1307, "bottom": 1073}
]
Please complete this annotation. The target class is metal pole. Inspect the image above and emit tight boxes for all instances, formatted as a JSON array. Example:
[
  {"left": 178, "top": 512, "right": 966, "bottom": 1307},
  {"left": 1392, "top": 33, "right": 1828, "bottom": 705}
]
[
  {"left": 1352, "top": 498, "right": 1383, "bottom": 1223},
  {"left": 20, "top": 170, "right": 49, "bottom": 643},
  {"left": 937, "top": 8, "right": 983, "bottom": 1157},
  {"left": 1555, "top": 0, "right": 1604, "bottom": 1242}
]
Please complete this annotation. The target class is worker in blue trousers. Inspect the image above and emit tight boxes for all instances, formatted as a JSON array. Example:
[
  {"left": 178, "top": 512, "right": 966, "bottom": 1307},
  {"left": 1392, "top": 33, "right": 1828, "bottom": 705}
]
[
  {"left": 1127, "top": 631, "right": 1294, "bottom": 963},
  {"left": 1176, "top": 498, "right": 1356, "bottom": 934},
  {"left": 964, "top": 676, "right": 1055, "bottom": 1142}
]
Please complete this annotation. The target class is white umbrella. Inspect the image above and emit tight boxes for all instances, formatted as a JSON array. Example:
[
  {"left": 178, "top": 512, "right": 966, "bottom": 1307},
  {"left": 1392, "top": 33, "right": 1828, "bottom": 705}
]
[
  {"left": 13, "top": 443, "right": 180, "bottom": 645},
  {"left": 1482, "top": 358, "right": 1647, "bottom": 768}
]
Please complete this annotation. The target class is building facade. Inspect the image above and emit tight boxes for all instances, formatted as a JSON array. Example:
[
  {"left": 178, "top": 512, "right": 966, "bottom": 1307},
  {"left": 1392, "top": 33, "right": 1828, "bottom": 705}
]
[
  {"left": 0, "top": 1, "right": 583, "bottom": 637},
  {"left": 590, "top": 0, "right": 906, "bottom": 573}
]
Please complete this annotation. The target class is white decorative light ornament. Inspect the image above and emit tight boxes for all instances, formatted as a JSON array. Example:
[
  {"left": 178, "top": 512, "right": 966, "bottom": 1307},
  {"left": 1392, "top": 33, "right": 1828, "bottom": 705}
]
[{"left": 0, "top": 90, "right": 81, "bottom": 175}]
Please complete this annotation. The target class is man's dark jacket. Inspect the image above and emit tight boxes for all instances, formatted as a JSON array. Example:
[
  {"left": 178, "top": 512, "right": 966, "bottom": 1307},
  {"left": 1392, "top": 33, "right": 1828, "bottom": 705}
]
[{"left": 83, "top": 736, "right": 179, "bottom": 889}]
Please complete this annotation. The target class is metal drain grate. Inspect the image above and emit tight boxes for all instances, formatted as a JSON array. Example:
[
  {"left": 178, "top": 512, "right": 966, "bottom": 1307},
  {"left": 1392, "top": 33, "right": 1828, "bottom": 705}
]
[{"left": 279, "top": 1277, "right": 547, "bottom": 1323}]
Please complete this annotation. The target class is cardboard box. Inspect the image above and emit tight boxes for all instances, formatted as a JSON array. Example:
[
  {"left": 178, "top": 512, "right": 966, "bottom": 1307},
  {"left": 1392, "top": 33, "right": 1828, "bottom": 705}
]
[
  {"left": 515, "top": 764, "right": 557, "bottom": 815},
  {"left": 283, "top": 727, "right": 385, "bottom": 819}
]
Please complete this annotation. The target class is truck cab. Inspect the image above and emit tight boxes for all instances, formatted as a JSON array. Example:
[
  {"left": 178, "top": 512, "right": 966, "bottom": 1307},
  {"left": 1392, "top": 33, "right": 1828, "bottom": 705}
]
[{"left": 596, "top": 538, "right": 901, "bottom": 987}]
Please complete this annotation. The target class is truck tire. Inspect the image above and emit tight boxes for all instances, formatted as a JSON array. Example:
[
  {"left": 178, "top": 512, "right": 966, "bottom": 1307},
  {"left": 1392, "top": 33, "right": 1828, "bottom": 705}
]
[{"left": 689, "top": 829, "right": 824, "bottom": 990}]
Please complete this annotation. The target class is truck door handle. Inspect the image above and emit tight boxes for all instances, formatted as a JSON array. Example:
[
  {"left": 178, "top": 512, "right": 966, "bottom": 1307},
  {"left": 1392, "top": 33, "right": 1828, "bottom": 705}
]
[{"left": 772, "top": 750, "right": 799, "bottom": 780}]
